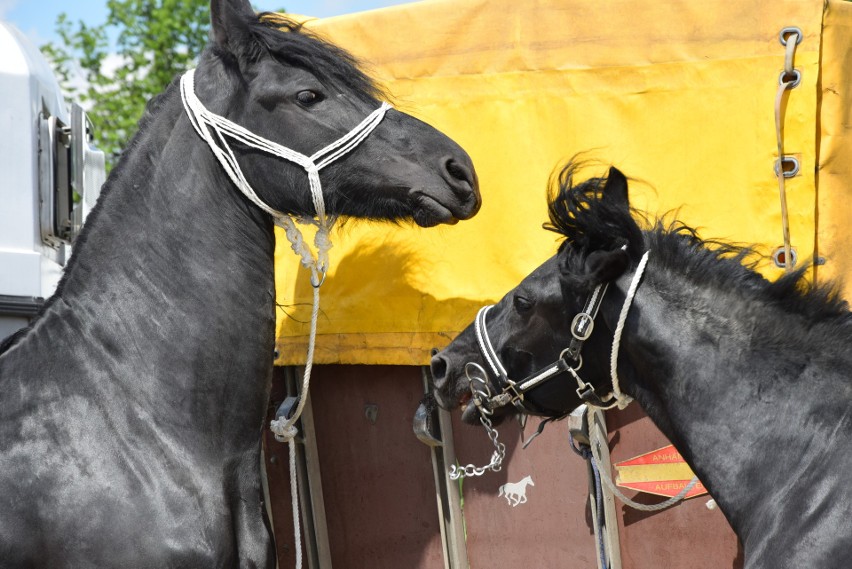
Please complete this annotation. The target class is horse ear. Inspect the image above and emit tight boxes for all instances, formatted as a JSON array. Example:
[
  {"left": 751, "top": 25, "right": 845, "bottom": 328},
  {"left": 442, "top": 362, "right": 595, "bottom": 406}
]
[
  {"left": 602, "top": 167, "right": 630, "bottom": 211},
  {"left": 210, "top": 0, "right": 255, "bottom": 53},
  {"left": 583, "top": 247, "right": 630, "bottom": 284}
]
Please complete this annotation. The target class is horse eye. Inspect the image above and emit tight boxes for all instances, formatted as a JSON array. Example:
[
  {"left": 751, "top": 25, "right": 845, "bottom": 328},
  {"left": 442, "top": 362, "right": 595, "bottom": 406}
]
[
  {"left": 296, "top": 90, "right": 323, "bottom": 106},
  {"left": 513, "top": 295, "right": 534, "bottom": 313}
]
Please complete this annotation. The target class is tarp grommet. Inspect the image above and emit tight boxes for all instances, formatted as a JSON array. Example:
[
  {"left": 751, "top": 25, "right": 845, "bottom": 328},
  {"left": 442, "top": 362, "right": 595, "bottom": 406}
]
[{"left": 779, "top": 26, "right": 803, "bottom": 46}]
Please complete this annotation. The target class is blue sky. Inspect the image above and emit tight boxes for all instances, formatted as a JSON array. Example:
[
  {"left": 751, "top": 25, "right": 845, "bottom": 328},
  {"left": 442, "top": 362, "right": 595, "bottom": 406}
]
[{"left": 2, "top": 0, "right": 418, "bottom": 47}]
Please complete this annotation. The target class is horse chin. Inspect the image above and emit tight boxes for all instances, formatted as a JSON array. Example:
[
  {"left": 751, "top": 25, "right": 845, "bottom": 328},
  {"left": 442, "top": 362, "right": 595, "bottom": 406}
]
[
  {"left": 411, "top": 194, "right": 460, "bottom": 227},
  {"left": 410, "top": 187, "right": 480, "bottom": 227}
]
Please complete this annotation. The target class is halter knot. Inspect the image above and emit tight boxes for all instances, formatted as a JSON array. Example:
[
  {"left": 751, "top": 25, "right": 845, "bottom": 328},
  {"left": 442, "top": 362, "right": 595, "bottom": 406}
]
[{"left": 270, "top": 421, "right": 299, "bottom": 443}]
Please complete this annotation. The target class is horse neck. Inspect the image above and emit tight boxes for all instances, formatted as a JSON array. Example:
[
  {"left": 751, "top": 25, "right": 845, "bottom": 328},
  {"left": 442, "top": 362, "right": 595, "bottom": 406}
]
[
  {"left": 611, "top": 263, "right": 852, "bottom": 538},
  {"left": 47, "top": 82, "right": 277, "bottom": 446}
]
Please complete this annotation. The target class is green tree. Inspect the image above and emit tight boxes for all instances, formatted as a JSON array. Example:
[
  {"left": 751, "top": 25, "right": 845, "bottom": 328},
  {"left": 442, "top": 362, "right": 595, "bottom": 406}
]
[{"left": 41, "top": 0, "right": 213, "bottom": 170}]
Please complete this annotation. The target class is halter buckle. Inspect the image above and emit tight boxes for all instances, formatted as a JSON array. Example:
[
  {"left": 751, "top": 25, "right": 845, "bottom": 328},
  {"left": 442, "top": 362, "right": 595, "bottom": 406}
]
[
  {"left": 571, "top": 312, "right": 595, "bottom": 341},
  {"left": 575, "top": 381, "right": 611, "bottom": 407}
]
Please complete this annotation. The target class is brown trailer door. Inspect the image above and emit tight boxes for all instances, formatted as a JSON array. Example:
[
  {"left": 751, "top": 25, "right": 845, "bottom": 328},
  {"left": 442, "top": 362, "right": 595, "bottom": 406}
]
[{"left": 266, "top": 365, "right": 744, "bottom": 568}]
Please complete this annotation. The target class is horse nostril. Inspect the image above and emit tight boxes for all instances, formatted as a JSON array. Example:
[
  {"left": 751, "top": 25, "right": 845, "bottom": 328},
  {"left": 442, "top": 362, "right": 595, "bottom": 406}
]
[
  {"left": 444, "top": 157, "right": 468, "bottom": 181},
  {"left": 430, "top": 354, "right": 450, "bottom": 388},
  {"left": 442, "top": 156, "right": 476, "bottom": 191},
  {"left": 441, "top": 156, "right": 481, "bottom": 218}
]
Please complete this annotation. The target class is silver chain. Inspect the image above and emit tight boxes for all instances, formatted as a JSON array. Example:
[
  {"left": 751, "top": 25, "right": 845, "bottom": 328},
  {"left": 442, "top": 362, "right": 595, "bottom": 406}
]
[{"left": 449, "top": 364, "right": 507, "bottom": 480}]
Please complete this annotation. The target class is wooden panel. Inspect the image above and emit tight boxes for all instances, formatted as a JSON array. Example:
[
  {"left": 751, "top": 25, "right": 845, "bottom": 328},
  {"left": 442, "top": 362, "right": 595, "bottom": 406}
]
[
  {"left": 451, "top": 412, "right": 600, "bottom": 566},
  {"left": 266, "top": 365, "right": 446, "bottom": 569},
  {"left": 265, "top": 365, "right": 744, "bottom": 568}
]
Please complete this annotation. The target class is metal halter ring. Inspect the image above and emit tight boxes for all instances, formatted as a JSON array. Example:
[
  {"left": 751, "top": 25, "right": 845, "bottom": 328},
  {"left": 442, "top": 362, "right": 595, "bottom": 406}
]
[
  {"left": 310, "top": 267, "right": 327, "bottom": 288},
  {"left": 464, "top": 361, "right": 490, "bottom": 386},
  {"left": 560, "top": 347, "right": 583, "bottom": 371},
  {"left": 464, "top": 362, "right": 494, "bottom": 415}
]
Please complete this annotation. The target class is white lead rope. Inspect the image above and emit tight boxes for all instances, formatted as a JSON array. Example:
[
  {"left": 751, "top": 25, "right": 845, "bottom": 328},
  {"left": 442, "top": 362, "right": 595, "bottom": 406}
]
[
  {"left": 607, "top": 249, "right": 651, "bottom": 409},
  {"left": 595, "top": 250, "right": 701, "bottom": 511},
  {"left": 180, "top": 68, "right": 392, "bottom": 569},
  {"left": 587, "top": 406, "right": 700, "bottom": 512}
]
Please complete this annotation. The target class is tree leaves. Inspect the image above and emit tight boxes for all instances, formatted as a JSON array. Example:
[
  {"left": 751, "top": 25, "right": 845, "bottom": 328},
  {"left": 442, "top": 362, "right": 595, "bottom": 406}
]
[{"left": 41, "top": 0, "right": 211, "bottom": 171}]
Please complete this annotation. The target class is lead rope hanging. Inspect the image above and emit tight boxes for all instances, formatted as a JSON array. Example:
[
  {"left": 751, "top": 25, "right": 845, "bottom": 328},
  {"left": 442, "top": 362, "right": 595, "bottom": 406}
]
[
  {"left": 180, "top": 69, "right": 392, "bottom": 569},
  {"left": 774, "top": 27, "right": 802, "bottom": 273},
  {"left": 585, "top": 406, "right": 699, "bottom": 512},
  {"left": 594, "top": 252, "right": 699, "bottom": 511}
]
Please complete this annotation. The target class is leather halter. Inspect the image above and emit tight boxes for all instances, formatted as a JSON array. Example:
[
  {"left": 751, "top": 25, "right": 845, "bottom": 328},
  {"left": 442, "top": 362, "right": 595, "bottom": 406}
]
[{"left": 472, "top": 280, "right": 615, "bottom": 417}]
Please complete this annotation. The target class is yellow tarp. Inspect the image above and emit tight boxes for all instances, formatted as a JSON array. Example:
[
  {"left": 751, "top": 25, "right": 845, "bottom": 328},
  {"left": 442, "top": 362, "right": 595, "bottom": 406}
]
[{"left": 274, "top": 0, "right": 852, "bottom": 366}]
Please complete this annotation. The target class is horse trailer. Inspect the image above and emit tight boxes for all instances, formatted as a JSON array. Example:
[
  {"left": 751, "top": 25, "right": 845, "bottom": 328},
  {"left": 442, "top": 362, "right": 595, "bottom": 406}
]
[
  {"left": 265, "top": 1, "right": 852, "bottom": 568},
  {"left": 0, "top": 21, "right": 105, "bottom": 342}
]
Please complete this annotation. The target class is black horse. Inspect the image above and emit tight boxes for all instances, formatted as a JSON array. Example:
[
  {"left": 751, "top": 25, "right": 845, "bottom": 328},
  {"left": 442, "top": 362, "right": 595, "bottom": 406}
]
[
  {"left": 0, "top": 0, "right": 479, "bottom": 566},
  {"left": 431, "top": 163, "right": 852, "bottom": 568}
]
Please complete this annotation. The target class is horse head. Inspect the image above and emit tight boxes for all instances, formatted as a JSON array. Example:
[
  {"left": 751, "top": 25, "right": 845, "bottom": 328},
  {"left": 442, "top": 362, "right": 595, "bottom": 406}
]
[
  {"left": 430, "top": 163, "right": 644, "bottom": 425},
  {"left": 194, "top": 0, "right": 480, "bottom": 228}
]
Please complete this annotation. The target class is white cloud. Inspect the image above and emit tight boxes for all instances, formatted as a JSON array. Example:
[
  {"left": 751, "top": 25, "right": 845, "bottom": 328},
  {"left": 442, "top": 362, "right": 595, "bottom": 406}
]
[{"left": 100, "top": 52, "right": 127, "bottom": 78}]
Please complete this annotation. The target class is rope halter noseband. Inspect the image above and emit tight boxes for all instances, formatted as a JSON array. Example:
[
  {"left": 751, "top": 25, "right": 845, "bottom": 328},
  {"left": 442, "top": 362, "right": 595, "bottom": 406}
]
[
  {"left": 451, "top": 250, "right": 651, "bottom": 477},
  {"left": 180, "top": 68, "right": 391, "bottom": 287}
]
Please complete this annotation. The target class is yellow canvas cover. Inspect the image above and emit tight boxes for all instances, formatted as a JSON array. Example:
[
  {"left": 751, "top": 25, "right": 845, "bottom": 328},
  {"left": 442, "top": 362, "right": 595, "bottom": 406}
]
[{"left": 274, "top": 0, "right": 852, "bottom": 365}]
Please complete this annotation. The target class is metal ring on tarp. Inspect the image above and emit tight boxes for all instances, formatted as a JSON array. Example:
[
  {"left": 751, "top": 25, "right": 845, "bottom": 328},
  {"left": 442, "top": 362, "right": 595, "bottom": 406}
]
[
  {"left": 778, "top": 68, "right": 801, "bottom": 88},
  {"left": 772, "top": 246, "right": 798, "bottom": 269},
  {"left": 774, "top": 156, "right": 800, "bottom": 178},
  {"left": 779, "top": 26, "right": 802, "bottom": 46}
]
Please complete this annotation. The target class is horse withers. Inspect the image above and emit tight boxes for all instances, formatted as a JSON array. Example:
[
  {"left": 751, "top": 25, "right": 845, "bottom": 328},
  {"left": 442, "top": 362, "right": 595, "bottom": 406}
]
[
  {"left": 0, "top": 0, "right": 479, "bottom": 567},
  {"left": 430, "top": 162, "right": 852, "bottom": 568}
]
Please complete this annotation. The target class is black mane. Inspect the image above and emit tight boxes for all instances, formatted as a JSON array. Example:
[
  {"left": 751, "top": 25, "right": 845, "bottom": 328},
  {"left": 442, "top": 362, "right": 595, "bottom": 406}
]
[
  {"left": 545, "top": 161, "right": 850, "bottom": 323},
  {"left": 544, "top": 161, "right": 644, "bottom": 259},
  {"left": 249, "top": 13, "right": 385, "bottom": 104}
]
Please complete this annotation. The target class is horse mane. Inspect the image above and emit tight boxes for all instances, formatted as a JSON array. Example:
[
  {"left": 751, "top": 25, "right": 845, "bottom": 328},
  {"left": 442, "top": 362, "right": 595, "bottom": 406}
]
[
  {"left": 544, "top": 160, "right": 851, "bottom": 323},
  {"left": 647, "top": 226, "right": 851, "bottom": 322},
  {"left": 249, "top": 13, "right": 386, "bottom": 103},
  {"left": 544, "top": 160, "right": 645, "bottom": 260}
]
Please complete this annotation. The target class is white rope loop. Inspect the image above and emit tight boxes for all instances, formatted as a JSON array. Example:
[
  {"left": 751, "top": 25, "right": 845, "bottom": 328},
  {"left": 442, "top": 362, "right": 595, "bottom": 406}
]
[
  {"left": 608, "top": 250, "right": 651, "bottom": 409},
  {"left": 587, "top": 406, "right": 699, "bottom": 512}
]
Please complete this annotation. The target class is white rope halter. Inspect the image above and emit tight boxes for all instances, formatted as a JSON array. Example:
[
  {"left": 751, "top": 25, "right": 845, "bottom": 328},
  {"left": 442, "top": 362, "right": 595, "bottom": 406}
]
[
  {"left": 179, "top": 67, "right": 392, "bottom": 433},
  {"left": 180, "top": 68, "right": 391, "bottom": 569},
  {"left": 180, "top": 68, "right": 391, "bottom": 287}
]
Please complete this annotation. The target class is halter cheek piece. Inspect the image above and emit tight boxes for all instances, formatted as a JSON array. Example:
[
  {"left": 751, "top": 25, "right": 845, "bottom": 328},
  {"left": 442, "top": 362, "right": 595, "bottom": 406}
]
[
  {"left": 469, "top": 247, "right": 653, "bottom": 422},
  {"left": 453, "top": 250, "right": 650, "bottom": 477},
  {"left": 472, "top": 281, "right": 615, "bottom": 419}
]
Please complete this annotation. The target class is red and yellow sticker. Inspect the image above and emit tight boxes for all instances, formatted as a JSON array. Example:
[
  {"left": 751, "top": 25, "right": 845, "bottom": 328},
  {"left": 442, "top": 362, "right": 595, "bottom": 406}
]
[{"left": 615, "top": 445, "right": 707, "bottom": 499}]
